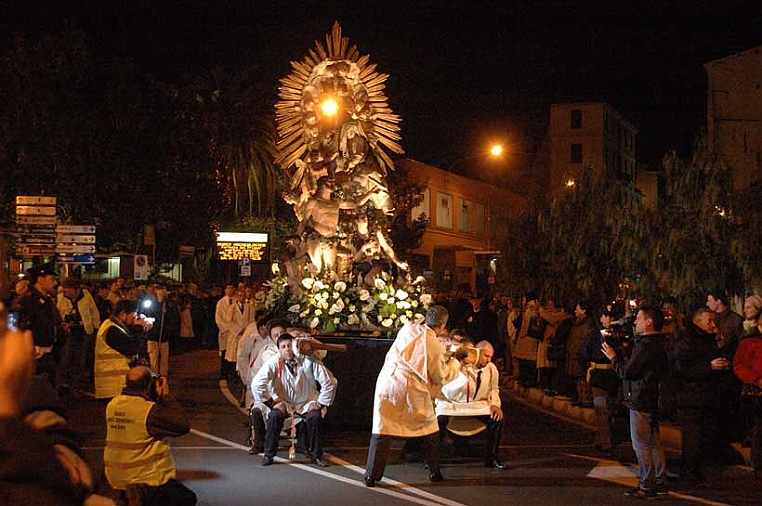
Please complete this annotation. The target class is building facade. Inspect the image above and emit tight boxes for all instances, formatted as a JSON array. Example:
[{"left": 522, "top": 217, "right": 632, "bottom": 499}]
[
  {"left": 399, "top": 158, "right": 525, "bottom": 295},
  {"left": 549, "top": 103, "right": 638, "bottom": 192},
  {"left": 705, "top": 45, "right": 762, "bottom": 191}
]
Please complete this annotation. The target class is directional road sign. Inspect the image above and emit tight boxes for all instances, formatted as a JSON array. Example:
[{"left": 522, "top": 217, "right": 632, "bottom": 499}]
[
  {"left": 16, "top": 205, "right": 57, "bottom": 216},
  {"left": 56, "top": 244, "right": 96, "bottom": 254},
  {"left": 56, "top": 234, "right": 96, "bottom": 244},
  {"left": 16, "top": 244, "right": 56, "bottom": 257},
  {"left": 16, "top": 215, "right": 57, "bottom": 226},
  {"left": 18, "top": 235, "right": 56, "bottom": 244},
  {"left": 16, "top": 196, "right": 56, "bottom": 206},
  {"left": 56, "top": 225, "right": 96, "bottom": 234},
  {"left": 57, "top": 254, "right": 96, "bottom": 264}
]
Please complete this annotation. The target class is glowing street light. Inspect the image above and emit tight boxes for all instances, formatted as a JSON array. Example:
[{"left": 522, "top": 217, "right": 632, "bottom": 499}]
[
  {"left": 320, "top": 97, "right": 339, "bottom": 117},
  {"left": 447, "top": 143, "right": 504, "bottom": 172}
]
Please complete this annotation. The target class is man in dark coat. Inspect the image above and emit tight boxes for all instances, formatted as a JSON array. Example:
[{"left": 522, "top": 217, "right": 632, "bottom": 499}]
[
  {"left": 602, "top": 305, "right": 670, "bottom": 498},
  {"left": 671, "top": 307, "right": 731, "bottom": 485}
]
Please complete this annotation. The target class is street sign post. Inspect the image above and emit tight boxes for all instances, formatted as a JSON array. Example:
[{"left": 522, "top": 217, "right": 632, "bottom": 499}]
[
  {"left": 55, "top": 224, "right": 96, "bottom": 260},
  {"left": 15, "top": 196, "right": 56, "bottom": 206},
  {"left": 56, "top": 234, "right": 96, "bottom": 244},
  {"left": 56, "top": 244, "right": 96, "bottom": 254},
  {"left": 16, "top": 205, "right": 57, "bottom": 216},
  {"left": 15, "top": 216, "right": 57, "bottom": 226},
  {"left": 57, "top": 254, "right": 96, "bottom": 265},
  {"left": 56, "top": 225, "right": 96, "bottom": 234},
  {"left": 14, "top": 196, "right": 58, "bottom": 257},
  {"left": 16, "top": 244, "right": 56, "bottom": 256}
]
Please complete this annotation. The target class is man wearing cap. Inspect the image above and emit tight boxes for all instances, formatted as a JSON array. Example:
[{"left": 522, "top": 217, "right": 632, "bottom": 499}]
[
  {"left": 94, "top": 299, "right": 147, "bottom": 399},
  {"left": 57, "top": 277, "right": 101, "bottom": 394},
  {"left": 14, "top": 263, "right": 60, "bottom": 383}
]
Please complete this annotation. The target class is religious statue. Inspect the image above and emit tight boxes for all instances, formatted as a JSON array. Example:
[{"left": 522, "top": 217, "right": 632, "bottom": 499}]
[{"left": 274, "top": 22, "right": 407, "bottom": 284}]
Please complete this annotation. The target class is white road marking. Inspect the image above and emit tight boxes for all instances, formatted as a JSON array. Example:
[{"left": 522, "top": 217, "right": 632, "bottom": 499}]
[
  {"left": 565, "top": 453, "right": 737, "bottom": 506},
  {"left": 190, "top": 428, "right": 468, "bottom": 506}
]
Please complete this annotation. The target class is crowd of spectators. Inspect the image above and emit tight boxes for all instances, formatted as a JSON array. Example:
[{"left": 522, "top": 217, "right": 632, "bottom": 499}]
[{"left": 445, "top": 287, "right": 762, "bottom": 492}]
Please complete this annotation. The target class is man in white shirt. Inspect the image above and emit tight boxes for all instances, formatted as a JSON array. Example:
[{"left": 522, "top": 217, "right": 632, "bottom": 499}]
[
  {"left": 243, "top": 319, "right": 287, "bottom": 454},
  {"left": 436, "top": 341, "right": 506, "bottom": 469},
  {"left": 251, "top": 333, "right": 336, "bottom": 467}
]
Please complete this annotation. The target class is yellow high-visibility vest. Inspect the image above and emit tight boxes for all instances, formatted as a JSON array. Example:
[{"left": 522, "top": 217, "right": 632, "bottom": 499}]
[
  {"left": 104, "top": 395, "right": 176, "bottom": 489},
  {"left": 94, "top": 319, "right": 131, "bottom": 399}
]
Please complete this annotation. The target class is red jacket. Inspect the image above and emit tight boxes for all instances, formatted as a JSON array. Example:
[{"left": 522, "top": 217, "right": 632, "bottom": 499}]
[{"left": 734, "top": 333, "right": 762, "bottom": 385}]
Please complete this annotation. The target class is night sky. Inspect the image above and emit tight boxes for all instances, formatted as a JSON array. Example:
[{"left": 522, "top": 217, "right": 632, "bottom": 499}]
[{"left": 3, "top": 1, "right": 762, "bottom": 176}]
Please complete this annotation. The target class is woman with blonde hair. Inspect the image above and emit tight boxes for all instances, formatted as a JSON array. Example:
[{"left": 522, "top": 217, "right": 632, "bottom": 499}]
[{"left": 742, "top": 295, "right": 762, "bottom": 337}]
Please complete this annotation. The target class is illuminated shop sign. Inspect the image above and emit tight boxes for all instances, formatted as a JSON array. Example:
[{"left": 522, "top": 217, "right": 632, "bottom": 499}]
[{"left": 216, "top": 232, "right": 268, "bottom": 261}]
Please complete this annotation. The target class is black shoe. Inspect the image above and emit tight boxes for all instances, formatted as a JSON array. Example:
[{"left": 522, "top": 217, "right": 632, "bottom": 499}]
[
  {"left": 261, "top": 455, "right": 274, "bottom": 466},
  {"left": 312, "top": 457, "right": 329, "bottom": 467},
  {"left": 654, "top": 483, "right": 669, "bottom": 496},
  {"left": 429, "top": 471, "right": 445, "bottom": 483},
  {"left": 249, "top": 444, "right": 263, "bottom": 455},
  {"left": 364, "top": 476, "right": 377, "bottom": 487},
  {"left": 485, "top": 459, "right": 507, "bottom": 470},
  {"left": 624, "top": 487, "right": 656, "bottom": 499}
]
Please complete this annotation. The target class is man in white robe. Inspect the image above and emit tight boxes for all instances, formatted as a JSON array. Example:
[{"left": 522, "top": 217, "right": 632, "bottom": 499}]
[
  {"left": 252, "top": 333, "right": 336, "bottom": 467},
  {"left": 214, "top": 285, "right": 235, "bottom": 379},
  {"left": 364, "top": 306, "right": 466, "bottom": 486}
]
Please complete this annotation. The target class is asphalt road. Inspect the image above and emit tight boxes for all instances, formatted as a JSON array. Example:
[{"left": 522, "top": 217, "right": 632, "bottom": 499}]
[{"left": 65, "top": 349, "right": 760, "bottom": 506}]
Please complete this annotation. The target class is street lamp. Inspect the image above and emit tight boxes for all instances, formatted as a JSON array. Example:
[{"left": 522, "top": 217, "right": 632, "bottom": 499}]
[{"left": 445, "top": 143, "right": 504, "bottom": 173}]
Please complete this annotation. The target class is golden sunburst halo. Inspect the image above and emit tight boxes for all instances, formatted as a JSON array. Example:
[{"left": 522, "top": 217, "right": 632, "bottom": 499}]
[{"left": 274, "top": 22, "right": 403, "bottom": 175}]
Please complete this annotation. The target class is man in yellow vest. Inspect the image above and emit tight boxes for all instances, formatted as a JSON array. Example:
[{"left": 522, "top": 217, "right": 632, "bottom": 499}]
[
  {"left": 104, "top": 365, "right": 196, "bottom": 506},
  {"left": 94, "top": 299, "right": 145, "bottom": 399}
]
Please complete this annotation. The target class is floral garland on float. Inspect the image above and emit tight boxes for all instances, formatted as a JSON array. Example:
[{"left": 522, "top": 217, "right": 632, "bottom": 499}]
[{"left": 264, "top": 266, "right": 432, "bottom": 335}]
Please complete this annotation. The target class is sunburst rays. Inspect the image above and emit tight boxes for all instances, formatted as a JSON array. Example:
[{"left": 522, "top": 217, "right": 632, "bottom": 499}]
[{"left": 274, "top": 22, "right": 403, "bottom": 173}]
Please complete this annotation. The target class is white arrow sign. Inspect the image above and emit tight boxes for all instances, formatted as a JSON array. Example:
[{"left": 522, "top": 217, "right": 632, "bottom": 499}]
[
  {"left": 56, "top": 244, "right": 96, "bottom": 254},
  {"left": 56, "top": 234, "right": 96, "bottom": 244},
  {"left": 56, "top": 225, "right": 96, "bottom": 234}
]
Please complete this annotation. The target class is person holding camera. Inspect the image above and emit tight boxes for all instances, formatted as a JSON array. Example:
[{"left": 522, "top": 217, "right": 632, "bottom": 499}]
[
  {"left": 602, "top": 305, "right": 670, "bottom": 499},
  {"left": 579, "top": 310, "right": 623, "bottom": 455},
  {"left": 104, "top": 365, "right": 196, "bottom": 506},
  {"left": 94, "top": 300, "right": 151, "bottom": 400}
]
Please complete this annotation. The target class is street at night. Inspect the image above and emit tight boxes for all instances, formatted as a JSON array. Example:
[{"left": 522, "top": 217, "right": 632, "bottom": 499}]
[
  {"left": 60, "top": 350, "right": 759, "bottom": 506},
  {"left": 3, "top": 4, "right": 762, "bottom": 506}
]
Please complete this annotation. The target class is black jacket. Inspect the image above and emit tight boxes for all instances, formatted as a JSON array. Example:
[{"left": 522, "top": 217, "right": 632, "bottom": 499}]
[
  {"left": 612, "top": 332, "right": 669, "bottom": 413},
  {"left": 671, "top": 322, "right": 723, "bottom": 409}
]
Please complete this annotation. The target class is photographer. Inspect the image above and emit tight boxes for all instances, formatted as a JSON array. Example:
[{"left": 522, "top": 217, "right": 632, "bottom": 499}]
[
  {"left": 94, "top": 300, "right": 151, "bottom": 400},
  {"left": 104, "top": 366, "right": 196, "bottom": 506}
]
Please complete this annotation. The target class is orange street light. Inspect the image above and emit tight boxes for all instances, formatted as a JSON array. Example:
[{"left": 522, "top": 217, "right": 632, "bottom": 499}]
[{"left": 446, "top": 144, "right": 504, "bottom": 172}]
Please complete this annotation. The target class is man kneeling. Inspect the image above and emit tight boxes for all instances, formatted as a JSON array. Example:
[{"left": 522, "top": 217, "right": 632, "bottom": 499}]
[
  {"left": 436, "top": 341, "right": 507, "bottom": 469},
  {"left": 251, "top": 333, "right": 336, "bottom": 467},
  {"left": 104, "top": 366, "right": 196, "bottom": 506}
]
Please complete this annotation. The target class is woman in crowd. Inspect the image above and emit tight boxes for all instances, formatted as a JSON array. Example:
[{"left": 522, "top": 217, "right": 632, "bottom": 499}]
[
  {"left": 734, "top": 312, "right": 762, "bottom": 476},
  {"left": 742, "top": 295, "right": 762, "bottom": 337}
]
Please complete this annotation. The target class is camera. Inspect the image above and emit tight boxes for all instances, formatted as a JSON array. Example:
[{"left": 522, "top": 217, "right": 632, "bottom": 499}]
[
  {"left": 148, "top": 374, "right": 163, "bottom": 401},
  {"left": 7, "top": 311, "right": 19, "bottom": 331}
]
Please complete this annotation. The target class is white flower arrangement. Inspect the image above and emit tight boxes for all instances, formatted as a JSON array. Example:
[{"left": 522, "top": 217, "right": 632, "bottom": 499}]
[{"left": 266, "top": 270, "right": 432, "bottom": 336}]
